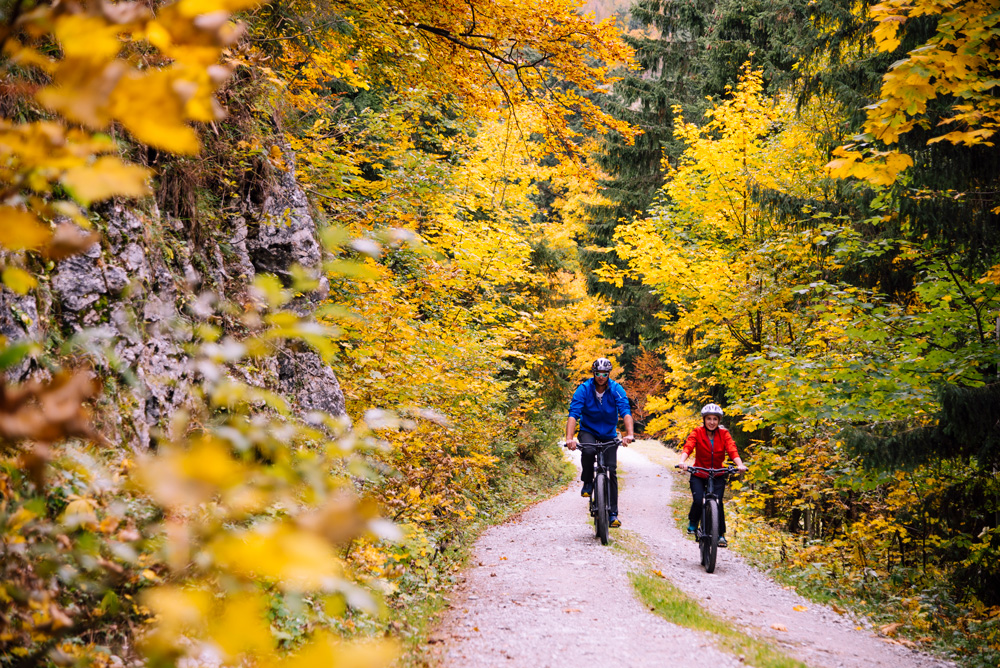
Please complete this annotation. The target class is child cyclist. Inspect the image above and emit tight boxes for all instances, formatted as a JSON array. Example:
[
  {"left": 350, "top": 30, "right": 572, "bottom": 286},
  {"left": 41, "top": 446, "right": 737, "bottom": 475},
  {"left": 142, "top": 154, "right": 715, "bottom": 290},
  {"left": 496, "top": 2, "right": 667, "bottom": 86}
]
[{"left": 676, "top": 403, "right": 747, "bottom": 547}]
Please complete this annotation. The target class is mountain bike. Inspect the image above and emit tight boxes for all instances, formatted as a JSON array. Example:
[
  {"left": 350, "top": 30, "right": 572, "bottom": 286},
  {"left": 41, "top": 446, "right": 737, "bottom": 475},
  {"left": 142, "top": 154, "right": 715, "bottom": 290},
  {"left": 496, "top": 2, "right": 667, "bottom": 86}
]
[
  {"left": 579, "top": 439, "right": 620, "bottom": 545},
  {"left": 675, "top": 464, "right": 742, "bottom": 573}
]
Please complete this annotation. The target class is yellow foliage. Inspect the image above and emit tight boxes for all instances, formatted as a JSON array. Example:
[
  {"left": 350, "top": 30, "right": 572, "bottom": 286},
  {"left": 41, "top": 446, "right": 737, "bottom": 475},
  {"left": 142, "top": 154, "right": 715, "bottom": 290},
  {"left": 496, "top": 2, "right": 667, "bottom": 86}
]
[
  {"left": 210, "top": 524, "right": 345, "bottom": 591},
  {"left": 612, "top": 64, "right": 836, "bottom": 428},
  {"left": 265, "top": 633, "right": 396, "bottom": 668},
  {"left": 0, "top": 209, "right": 51, "bottom": 251},
  {"left": 1, "top": 266, "right": 39, "bottom": 295},
  {"left": 831, "top": 0, "right": 1000, "bottom": 183},
  {"left": 61, "top": 156, "right": 151, "bottom": 205},
  {"left": 206, "top": 593, "right": 275, "bottom": 659}
]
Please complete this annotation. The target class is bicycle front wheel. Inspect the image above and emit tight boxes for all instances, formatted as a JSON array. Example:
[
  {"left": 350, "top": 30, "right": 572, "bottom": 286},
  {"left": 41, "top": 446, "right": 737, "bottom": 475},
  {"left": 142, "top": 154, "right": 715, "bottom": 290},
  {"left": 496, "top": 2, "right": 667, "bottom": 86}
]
[
  {"left": 704, "top": 498, "right": 719, "bottom": 573},
  {"left": 594, "top": 472, "right": 609, "bottom": 545}
]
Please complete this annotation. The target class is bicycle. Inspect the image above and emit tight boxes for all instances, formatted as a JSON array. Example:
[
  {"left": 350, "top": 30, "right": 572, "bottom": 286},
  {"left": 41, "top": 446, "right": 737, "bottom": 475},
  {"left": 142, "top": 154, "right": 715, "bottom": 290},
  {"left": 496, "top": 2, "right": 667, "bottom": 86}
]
[
  {"left": 567, "top": 439, "right": 620, "bottom": 545},
  {"left": 674, "top": 464, "right": 743, "bottom": 573}
]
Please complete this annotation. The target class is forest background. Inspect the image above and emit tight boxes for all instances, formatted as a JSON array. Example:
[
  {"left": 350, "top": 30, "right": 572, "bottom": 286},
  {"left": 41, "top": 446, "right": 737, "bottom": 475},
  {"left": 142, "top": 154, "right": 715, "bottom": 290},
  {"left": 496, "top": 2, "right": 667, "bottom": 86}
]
[{"left": 1, "top": 0, "right": 998, "bottom": 667}]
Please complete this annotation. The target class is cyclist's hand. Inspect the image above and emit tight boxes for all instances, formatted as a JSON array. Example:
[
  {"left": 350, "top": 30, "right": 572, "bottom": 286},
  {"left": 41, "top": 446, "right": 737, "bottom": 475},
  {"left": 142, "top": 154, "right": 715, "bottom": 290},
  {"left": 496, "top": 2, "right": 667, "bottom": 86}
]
[
  {"left": 678, "top": 461, "right": 688, "bottom": 472},
  {"left": 623, "top": 434, "right": 635, "bottom": 446},
  {"left": 566, "top": 438, "right": 578, "bottom": 451},
  {"left": 737, "top": 463, "right": 748, "bottom": 472}
]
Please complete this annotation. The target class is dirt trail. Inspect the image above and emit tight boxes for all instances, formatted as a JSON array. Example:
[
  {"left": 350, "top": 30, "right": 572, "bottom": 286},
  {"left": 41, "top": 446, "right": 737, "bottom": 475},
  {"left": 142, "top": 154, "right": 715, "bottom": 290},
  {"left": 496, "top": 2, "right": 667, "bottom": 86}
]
[{"left": 437, "top": 443, "right": 951, "bottom": 668}]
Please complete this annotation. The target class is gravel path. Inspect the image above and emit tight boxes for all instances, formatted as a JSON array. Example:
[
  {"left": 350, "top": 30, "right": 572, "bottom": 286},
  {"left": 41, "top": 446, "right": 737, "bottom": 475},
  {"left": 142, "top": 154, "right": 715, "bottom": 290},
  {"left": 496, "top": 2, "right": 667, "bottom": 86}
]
[
  {"left": 437, "top": 443, "right": 951, "bottom": 668},
  {"left": 622, "top": 443, "right": 949, "bottom": 668},
  {"left": 436, "top": 449, "right": 743, "bottom": 668}
]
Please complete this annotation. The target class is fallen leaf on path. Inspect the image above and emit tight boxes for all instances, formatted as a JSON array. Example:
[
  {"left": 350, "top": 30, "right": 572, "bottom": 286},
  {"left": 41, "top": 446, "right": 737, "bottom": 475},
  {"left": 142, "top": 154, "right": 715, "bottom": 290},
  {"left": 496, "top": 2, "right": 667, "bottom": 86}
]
[
  {"left": 879, "top": 622, "right": 902, "bottom": 636},
  {"left": 793, "top": 605, "right": 808, "bottom": 612},
  {"left": 563, "top": 608, "right": 581, "bottom": 613},
  {"left": 771, "top": 624, "right": 787, "bottom": 632},
  {"left": 831, "top": 604, "right": 846, "bottom": 615},
  {"left": 490, "top": 573, "right": 496, "bottom": 577},
  {"left": 652, "top": 569, "right": 665, "bottom": 578}
]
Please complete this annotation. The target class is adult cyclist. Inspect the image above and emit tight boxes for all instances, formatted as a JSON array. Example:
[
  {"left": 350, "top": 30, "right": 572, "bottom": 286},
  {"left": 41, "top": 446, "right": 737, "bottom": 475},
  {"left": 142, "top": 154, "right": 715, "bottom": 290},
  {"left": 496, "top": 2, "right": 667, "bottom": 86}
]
[
  {"left": 565, "top": 358, "right": 635, "bottom": 528},
  {"left": 677, "top": 403, "right": 747, "bottom": 548}
]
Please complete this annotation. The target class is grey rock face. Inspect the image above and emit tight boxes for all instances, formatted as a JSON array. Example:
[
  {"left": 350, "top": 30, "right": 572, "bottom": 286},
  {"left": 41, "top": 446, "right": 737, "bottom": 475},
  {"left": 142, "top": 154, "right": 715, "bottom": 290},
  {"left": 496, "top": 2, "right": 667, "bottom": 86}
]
[
  {"left": 278, "top": 350, "right": 346, "bottom": 417},
  {"left": 2, "top": 145, "right": 346, "bottom": 449},
  {"left": 52, "top": 244, "right": 129, "bottom": 314},
  {"left": 246, "top": 145, "right": 322, "bottom": 279},
  {"left": 0, "top": 285, "right": 42, "bottom": 382}
]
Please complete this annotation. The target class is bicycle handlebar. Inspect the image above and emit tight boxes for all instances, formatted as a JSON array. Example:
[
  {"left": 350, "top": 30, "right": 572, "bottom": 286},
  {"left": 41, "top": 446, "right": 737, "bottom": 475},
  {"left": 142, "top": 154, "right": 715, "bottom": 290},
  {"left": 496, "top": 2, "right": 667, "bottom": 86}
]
[
  {"left": 562, "top": 438, "right": 622, "bottom": 448},
  {"left": 674, "top": 464, "right": 746, "bottom": 475}
]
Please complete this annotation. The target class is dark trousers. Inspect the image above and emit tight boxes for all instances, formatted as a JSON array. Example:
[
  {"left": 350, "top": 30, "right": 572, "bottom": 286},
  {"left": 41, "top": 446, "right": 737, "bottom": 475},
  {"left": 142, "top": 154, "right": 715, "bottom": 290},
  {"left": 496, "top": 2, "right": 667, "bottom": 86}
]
[
  {"left": 689, "top": 474, "right": 728, "bottom": 535},
  {"left": 579, "top": 431, "right": 619, "bottom": 515}
]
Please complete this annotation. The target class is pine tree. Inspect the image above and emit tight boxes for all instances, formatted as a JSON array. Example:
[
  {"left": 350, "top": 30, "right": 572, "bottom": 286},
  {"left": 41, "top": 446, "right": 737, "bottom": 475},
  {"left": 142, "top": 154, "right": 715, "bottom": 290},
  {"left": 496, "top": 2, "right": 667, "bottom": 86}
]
[{"left": 583, "top": 0, "right": 716, "bottom": 370}]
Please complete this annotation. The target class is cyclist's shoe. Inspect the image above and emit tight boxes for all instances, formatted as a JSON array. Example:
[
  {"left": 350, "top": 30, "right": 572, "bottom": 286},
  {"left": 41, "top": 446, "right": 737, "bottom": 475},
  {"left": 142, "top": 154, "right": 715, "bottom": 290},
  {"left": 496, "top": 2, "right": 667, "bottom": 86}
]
[
  {"left": 686, "top": 524, "right": 697, "bottom": 534},
  {"left": 580, "top": 483, "right": 593, "bottom": 498},
  {"left": 718, "top": 535, "right": 728, "bottom": 548},
  {"left": 609, "top": 515, "right": 621, "bottom": 528}
]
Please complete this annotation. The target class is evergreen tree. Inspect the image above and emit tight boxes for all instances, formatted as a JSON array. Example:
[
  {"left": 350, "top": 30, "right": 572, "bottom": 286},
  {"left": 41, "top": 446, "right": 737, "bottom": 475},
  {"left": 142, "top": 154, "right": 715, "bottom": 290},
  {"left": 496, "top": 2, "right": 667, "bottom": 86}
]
[{"left": 583, "top": 0, "right": 716, "bottom": 370}]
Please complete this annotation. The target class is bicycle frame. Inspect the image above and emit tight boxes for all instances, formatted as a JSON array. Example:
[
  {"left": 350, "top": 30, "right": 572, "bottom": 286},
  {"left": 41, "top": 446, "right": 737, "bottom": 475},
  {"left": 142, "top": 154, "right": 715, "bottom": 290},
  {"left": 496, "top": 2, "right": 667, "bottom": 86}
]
[
  {"left": 577, "top": 439, "right": 620, "bottom": 545},
  {"left": 677, "top": 464, "right": 740, "bottom": 573}
]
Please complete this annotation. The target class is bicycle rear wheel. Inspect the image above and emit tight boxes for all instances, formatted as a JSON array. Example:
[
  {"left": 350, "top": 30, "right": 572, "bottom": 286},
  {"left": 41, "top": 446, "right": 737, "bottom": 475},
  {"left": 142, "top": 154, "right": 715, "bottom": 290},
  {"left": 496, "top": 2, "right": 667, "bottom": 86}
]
[
  {"left": 704, "top": 499, "right": 719, "bottom": 573},
  {"left": 594, "top": 472, "right": 609, "bottom": 545}
]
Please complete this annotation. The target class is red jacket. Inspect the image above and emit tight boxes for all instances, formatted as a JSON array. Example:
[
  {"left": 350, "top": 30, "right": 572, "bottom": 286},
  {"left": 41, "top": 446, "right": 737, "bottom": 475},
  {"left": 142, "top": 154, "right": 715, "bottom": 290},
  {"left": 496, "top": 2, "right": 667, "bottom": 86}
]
[{"left": 683, "top": 426, "right": 739, "bottom": 478}]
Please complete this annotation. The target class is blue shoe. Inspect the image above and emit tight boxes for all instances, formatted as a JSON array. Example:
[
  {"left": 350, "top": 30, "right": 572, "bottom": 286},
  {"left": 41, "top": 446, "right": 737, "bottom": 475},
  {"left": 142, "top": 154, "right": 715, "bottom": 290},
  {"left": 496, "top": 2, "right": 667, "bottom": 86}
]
[
  {"left": 609, "top": 514, "right": 621, "bottom": 528},
  {"left": 581, "top": 483, "right": 593, "bottom": 497},
  {"left": 687, "top": 524, "right": 696, "bottom": 534},
  {"left": 718, "top": 535, "right": 728, "bottom": 548}
]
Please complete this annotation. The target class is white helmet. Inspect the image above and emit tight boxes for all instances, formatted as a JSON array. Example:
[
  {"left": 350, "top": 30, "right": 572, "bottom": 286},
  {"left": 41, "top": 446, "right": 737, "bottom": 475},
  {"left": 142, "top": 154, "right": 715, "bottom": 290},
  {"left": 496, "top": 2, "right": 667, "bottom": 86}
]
[{"left": 700, "top": 403, "right": 724, "bottom": 418}]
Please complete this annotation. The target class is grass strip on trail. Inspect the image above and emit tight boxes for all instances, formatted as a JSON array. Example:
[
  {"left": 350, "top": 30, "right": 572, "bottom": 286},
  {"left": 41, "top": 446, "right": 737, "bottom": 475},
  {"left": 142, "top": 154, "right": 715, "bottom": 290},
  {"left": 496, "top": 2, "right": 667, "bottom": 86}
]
[
  {"left": 612, "top": 526, "right": 807, "bottom": 668},
  {"left": 595, "top": 455, "right": 804, "bottom": 668}
]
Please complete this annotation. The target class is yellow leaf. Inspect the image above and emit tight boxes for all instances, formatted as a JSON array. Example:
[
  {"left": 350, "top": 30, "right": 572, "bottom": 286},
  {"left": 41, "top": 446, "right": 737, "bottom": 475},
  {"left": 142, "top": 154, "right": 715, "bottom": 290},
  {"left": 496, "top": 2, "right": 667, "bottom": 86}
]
[
  {"left": 2, "top": 266, "right": 38, "bottom": 295},
  {"left": 36, "top": 59, "right": 123, "bottom": 128},
  {"left": 61, "top": 498, "right": 99, "bottom": 529},
  {"left": 207, "top": 594, "right": 274, "bottom": 659},
  {"left": 210, "top": 524, "right": 345, "bottom": 590},
  {"left": 142, "top": 586, "right": 211, "bottom": 632},
  {"left": 0, "top": 208, "right": 52, "bottom": 250},
  {"left": 61, "top": 156, "right": 151, "bottom": 205},
  {"left": 176, "top": 0, "right": 262, "bottom": 17},
  {"left": 793, "top": 605, "right": 808, "bottom": 612},
  {"left": 54, "top": 14, "right": 122, "bottom": 62},
  {"left": 269, "top": 633, "right": 395, "bottom": 668},
  {"left": 110, "top": 70, "right": 201, "bottom": 155},
  {"left": 141, "top": 568, "right": 163, "bottom": 583},
  {"left": 177, "top": 436, "right": 246, "bottom": 489}
]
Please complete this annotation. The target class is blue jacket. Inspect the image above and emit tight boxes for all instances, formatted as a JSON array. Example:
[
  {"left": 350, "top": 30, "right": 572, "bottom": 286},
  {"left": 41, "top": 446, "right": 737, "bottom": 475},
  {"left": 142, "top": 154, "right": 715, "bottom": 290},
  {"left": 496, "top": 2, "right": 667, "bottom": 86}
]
[{"left": 568, "top": 378, "right": 631, "bottom": 441}]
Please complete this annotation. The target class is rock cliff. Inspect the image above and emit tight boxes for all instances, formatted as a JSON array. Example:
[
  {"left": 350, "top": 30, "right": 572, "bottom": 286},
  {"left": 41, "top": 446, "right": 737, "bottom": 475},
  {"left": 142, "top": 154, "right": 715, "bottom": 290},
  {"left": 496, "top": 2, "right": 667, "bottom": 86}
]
[{"left": 1, "top": 146, "right": 345, "bottom": 449}]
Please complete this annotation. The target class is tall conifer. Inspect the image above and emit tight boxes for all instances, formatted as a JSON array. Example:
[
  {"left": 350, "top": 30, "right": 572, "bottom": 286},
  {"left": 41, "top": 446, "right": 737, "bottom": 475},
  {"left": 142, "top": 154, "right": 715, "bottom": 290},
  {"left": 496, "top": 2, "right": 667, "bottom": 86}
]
[{"left": 583, "top": 0, "right": 715, "bottom": 370}]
